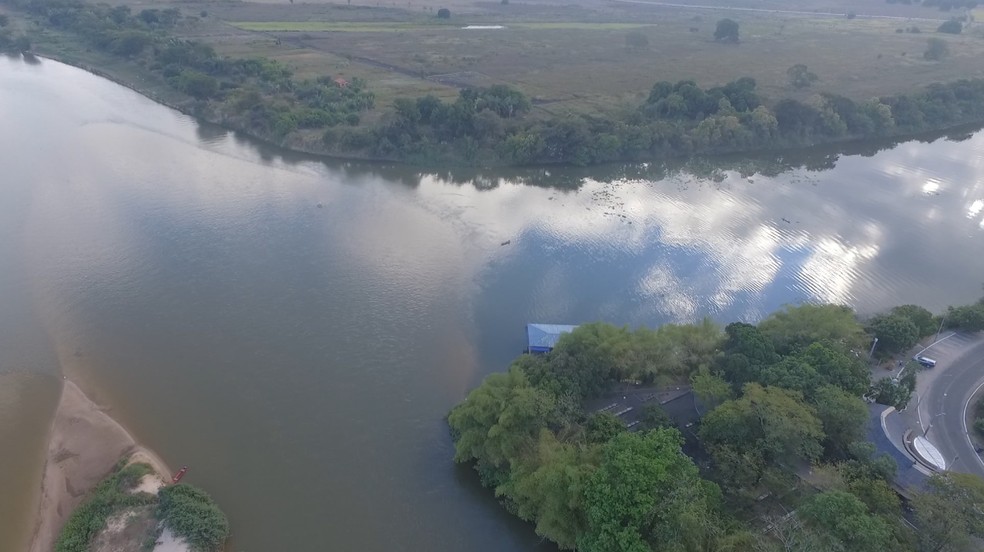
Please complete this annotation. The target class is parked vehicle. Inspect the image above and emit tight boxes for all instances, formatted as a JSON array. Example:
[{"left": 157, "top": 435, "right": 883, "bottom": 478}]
[{"left": 914, "top": 356, "right": 937, "bottom": 368}]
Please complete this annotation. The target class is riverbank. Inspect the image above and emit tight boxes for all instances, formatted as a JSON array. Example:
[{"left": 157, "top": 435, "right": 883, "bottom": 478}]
[{"left": 28, "top": 380, "right": 172, "bottom": 552}]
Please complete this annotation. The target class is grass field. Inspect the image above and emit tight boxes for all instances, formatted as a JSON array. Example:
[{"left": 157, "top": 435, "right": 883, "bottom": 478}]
[{"left": 114, "top": 0, "right": 984, "bottom": 119}]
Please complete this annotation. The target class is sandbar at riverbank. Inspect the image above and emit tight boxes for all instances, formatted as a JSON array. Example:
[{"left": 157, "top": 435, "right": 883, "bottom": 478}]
[{"left": 28, "top": 380, "right": 171, "bottom": 552}]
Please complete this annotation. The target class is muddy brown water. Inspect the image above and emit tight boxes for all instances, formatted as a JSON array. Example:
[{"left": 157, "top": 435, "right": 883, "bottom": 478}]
[{"left": 2, "top": 55, "right": 983, "bottom": 551}]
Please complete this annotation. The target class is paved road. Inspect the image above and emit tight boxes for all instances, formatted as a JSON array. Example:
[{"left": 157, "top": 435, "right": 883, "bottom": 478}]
[{"left": 912, "top": 333, "right": 984, "bottom": 476}]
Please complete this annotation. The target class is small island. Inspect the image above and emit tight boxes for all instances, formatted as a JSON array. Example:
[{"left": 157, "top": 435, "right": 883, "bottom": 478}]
[
  {"left": 448, "top": 301, "right": 984, "bottom": 551},
  {"left": 28, "top": 381, "right": 230, "bottom": 552}
]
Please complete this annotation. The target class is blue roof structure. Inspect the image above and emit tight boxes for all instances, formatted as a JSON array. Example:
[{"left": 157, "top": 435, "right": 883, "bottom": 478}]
[{"left": 527, "top": 323, "right": 578, "bottom": 353}]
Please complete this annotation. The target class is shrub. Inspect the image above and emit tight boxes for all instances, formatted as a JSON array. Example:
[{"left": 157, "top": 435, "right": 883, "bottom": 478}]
[
  {"left": 157, "top": 484, "right": 230, "bottom": 552},
  {"left": 938, "top": 20, "right": 962, "bottom": 34},
  {"left": 437, "top": 7, "right": 450, "bottom": 18}
]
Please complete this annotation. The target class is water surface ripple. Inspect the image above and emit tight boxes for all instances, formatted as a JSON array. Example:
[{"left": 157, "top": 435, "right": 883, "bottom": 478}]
[{"left": 1, "top": 56, "right": 982, "bottom": 551}]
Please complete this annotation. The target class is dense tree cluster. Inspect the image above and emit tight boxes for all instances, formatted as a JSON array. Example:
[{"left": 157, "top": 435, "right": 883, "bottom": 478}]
[
  {"left": 450, "top": 299, "right": 984, "bottom": 551},
  {"left": 2, "top": 0, "right": 374, "bottom": 144},
  {"left": 9, "top": 0, "right": 984, "bottom": 166}
]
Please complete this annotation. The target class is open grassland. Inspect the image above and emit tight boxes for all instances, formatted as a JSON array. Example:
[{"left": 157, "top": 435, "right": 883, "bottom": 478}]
[{"left": 87, "top": 0, "right": 984, "bottom": 119}]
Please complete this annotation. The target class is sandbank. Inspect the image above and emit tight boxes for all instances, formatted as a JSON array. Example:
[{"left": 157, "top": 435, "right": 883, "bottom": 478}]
[{"left": 28, "top": 380, "right": 172, "bottom": 552}]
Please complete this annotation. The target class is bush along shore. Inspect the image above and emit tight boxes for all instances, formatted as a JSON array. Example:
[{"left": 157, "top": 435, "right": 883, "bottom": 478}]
[
  {"left": 448, "top": 297, "right": 984, "bottom": 550},
  {"left": 56, "top": 460, "right": 229, "bottom": 552},
  {"left": 6, "top": 0, "right": 984, "bottom": 166}
]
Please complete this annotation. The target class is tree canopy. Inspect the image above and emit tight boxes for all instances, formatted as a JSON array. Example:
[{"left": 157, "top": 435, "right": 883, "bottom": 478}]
[{"left": 714, "top": 18, "right": 740, "bottom": 43}]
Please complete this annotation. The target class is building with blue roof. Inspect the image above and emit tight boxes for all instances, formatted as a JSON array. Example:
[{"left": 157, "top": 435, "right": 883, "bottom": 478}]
[{"left": 526, "top": 323, "right": 578, "bottom": 354}]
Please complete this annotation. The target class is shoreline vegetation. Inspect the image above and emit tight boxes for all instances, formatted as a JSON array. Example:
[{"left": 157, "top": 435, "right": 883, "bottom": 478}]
[
  {"left": 28, "top": 380, "right": 229, "bottom": 552},
  {"left": 4, "top": 0, "right": 984, "bottom": 166},
  {"left": 448, "top": 298, "right": 984, "bottom": 550}
]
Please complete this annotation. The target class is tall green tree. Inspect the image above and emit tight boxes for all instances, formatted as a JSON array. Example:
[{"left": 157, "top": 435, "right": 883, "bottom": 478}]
[
  {"left": 498, "top": 430, "right": 601, "bottom": 549},
  {"left": 758, "top": 304, "right": 865, "bottom": 355},
  {"left": 913, "top": 472, "right": 984, "bottom": 552},
  {"left": 890, "top": 304, "right": 937, "bottom": 336},
  {"left": 798, "top": 491, "right": 895, "bottom": 551},
  {"left": 714, "top": 18, "right": 740, "bottom": 43},
  {"left": 448, "top": 366, "right": 556, "bottom": 484},
  {"left": 811, "top": 385, "right": 868, "bottom": 458},
  {"left": 699, "top": 384, "right": 825, "bottom": 492},
  {"left": 867, "top": 314, "right": 919, "bottom": 356},
  {"left": 579, "top": 430, "right": 728, "bottom": 552}
]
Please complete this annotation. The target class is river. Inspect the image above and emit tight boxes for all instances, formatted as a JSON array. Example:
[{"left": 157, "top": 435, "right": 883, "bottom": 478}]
[{"left": 1, "top": 54, "right": 982, "bottom": 551}]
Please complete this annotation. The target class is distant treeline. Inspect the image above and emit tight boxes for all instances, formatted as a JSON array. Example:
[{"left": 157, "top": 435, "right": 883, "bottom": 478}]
[
  {"left": 367, "top": 76, "right": 984, "bottom": 165},
  {"left": 3, "top": 0, "right": 374, "bottom": 142},
  {"left": 7, "top": 0, "right": 984, "bottom": 166}
]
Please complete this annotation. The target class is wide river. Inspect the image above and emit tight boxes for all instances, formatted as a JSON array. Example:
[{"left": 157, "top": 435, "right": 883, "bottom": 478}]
[{"left": 2, "top": 55, "right": 984, "bottom": 551}]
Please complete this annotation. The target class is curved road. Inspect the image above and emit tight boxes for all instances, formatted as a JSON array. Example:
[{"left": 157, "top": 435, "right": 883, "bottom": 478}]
[{"left": 918, "top": 334, "right": 984, "bottom": 476}]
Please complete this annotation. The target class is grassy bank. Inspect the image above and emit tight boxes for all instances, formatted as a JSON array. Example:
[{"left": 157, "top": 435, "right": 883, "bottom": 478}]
[{"left": 5, "top": 0, "right": 984, "bottom": 166}]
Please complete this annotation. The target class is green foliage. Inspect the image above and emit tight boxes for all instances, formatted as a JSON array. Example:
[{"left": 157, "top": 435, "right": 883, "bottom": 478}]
[
  {"left": 640, "top": 403, "right": 674, "bottom": 430},
  {"left": 812, "top": 385, "right": 868, "bottom": 458},
  {"left": 925, "top": 38, "right": 950, "bottom": 61},
  {"left": 867, "top": 313, "right": 919, "bottom": 357},
  {"left": 157, "top": 484, "right": 230, "bottom": 552},
  {"left": 436, "top": 7, "right": 450, "bottom": 18},
  {"left": 758, "top": 304, "right": 865, "bottom": 355},
  {"left": 912, "top": 473, "right": 984, "bottom": 552},
  {"left": 889, "top": 304, "right": 938, "bottom": 337},
  {"left": 974, "top": 417, "right": 984, "bottom": 437},
  {"left": 55, "top": 463, "right": 156, "bottom": 552},
  {"left": 579, "top": 430, "right": 727, "bottom": 552},
  {"left": 714, "top": 18, "right": 740, "bottom": 43},
  {"left": 787, "top": 64, "right": 819, "bottom": 89},
  {"left": 945, "top": 303, "right": 984, "bottom": 331},
  {"left": 799, "top": 491, "right": 895, "bottom": 551},
  {"left": 699, "top": 384, "right": 824, "bottom": 492},
  {"left": 937, "top": 20, "right": 963, "bottom": 34},
  {"left": 691, "top": 366, "right": 732, "bottom": 409},
  {"left": 717, "top": 322, "right": 779, "bottom": 389},
  {"left": 448, "top": 366, "right": 556, "bottom": 482},
  {"left": 496, "top": 430, "right": 601, "bottom": 549},
  {"left": 585, "top": 411, "right": 626, "bottom": 443},
  {"left": 871, "top": 373, "right": 914, "bottom": 410}
]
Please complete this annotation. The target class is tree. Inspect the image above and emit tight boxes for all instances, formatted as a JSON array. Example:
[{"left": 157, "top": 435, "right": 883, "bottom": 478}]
[
  {"left": 787, "top": 64, "right": 819, "bottom": 89},
  {"left": 437, "top": 7, "right": 451, "bottom": 18},
  {"left": 579, "top": 430, "right": 728, "bottom": 552},
  {"left": 758, "top": 304, "right": 865, "bottom": 355},
  {"left": 640, "top": 403, "right": 674, "bottom": 430},
  {"left": 945, "top": 303, "right": 984, "bottom": 331},
  {"left": 871, "top": 374, "right": 913, "bottom": 410},
  {"left": 812, "top": 385, "right": 868, "bottom": 458},
  {"left": 625, "top": 31, "right": 649, "bottom": 50},
  {"left": 925, "top": 37, "right": 950, "bottom": 60},
  {"left": 798, "top": 491, "right": 895, "bottom": 551},
  {"left": 448, "top": 366, "right": 556, "bottom": 484},
  {"left": 497, "top": 430, "right": 601, "bottom": 549},
  {"left": 867, "top": 314, "right": 919, "bottom": 356},
  {"left": 699, "top": 384, "right": 825, "bottom": 492},
  {"left": 937, "top": 19, "right": 962, "bottom": 33},
  {"left": 912, "top": 472, "right": 984, "bottom": 551},
  {"left": 714, "top": 18, "right": 740, "bottom": 43},
  {"left": 585, "top": 411, "right": 626, "bottom": 443},
  {"left": 890, "top": 304, "right": 937, "bottom": 336},
  {"left": 691, "top": 366, "right": 732, "bottom": 408}
]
